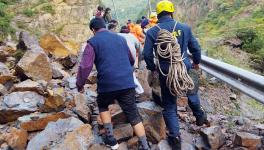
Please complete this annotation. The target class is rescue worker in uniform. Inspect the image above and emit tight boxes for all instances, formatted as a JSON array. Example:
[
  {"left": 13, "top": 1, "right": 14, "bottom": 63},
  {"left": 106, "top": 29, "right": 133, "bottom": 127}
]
[{"left": 143, "top": 1, "right": 208, "bottom": 149}]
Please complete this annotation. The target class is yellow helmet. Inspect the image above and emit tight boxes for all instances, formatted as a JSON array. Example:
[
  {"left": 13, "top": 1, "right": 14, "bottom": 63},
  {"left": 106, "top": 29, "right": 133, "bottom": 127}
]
[{"left": 156, "top": 0, "right": 175, "bottom": 15}]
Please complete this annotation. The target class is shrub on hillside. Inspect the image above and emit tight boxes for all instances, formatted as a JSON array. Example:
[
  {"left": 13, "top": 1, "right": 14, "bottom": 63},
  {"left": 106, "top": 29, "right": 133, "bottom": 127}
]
[{"left": 0, "top": 2, "right": 15, "bottom": 40}]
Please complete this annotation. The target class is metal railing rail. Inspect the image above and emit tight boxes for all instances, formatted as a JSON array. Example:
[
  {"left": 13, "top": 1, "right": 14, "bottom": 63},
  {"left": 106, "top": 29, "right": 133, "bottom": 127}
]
[{"left": 200, "top": 55, "right": 264, "bottom": 104}]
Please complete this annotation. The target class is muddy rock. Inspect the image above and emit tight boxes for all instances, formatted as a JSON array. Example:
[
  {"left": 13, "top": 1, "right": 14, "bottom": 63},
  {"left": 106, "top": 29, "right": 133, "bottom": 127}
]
[
  {"left": 0, "top": 91, "right": 45, "bottom": 124},
  {"left": 113, "top": 124, "right": 134, "bottom": 141},
  {"left": 39, "top": 88, "right": 66, "bottom": 112},
  {"left": 40, "top": 34, "right": 78, "bottom": 58},
  {"left": 73, "top": 93, "right": 91, "bottom": 123},
  {"left": 12, "top": 79, "right": 46, "bottom": 95},
  {"left": 234, "top": 132, "right": 262, "bottom": 149},
  {"left": 18, "top": 112, "right": 69, "bottom": 132},
  {"left": 0, "top": 62, "right": 16, "bottom": 85},
  {"left": 27, "top": 117, "right": 93, "bottom": 150},
  {"left": 16, "top": 51, "right": 52, "bottom": 81},
  {"left": 201, "top": 126, "right": 225, "bottom": 150},
  {"left": 51, "top": 62, "right": 70, "bottom": 79},
  {"left": 2, "top": 128, "right": 28, "bottom": 150}
]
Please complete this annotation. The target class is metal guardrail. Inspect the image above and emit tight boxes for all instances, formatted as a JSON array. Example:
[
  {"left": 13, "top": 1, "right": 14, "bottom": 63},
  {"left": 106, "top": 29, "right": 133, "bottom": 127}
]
[{"left": 200, "top": 55, "right": 264, "bottom": 104}]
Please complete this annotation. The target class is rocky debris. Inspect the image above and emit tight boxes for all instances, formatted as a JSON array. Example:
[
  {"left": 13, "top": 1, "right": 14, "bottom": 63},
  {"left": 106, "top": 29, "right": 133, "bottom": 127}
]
[
  {"left": 18, "top": 112, "right": 69, "bottom": 132},
  {"left": 12, "top": 79, "right": 46, "bottom": 95},
  {"left": 58, "top": 55, "right": 78, "bottom": 69},
  {"left": 1, "top": 128, "right": 28, "bottom": 150},
  {"left": 0, "top": 91, "right": 45, "bottom": 124},
  {"left": 27, "top": 117, "right": 93, "bottom": 150},
  {"left": 16, "top": 50, "right": 52, "bottom": 81},
  {"left": 113, "top": 124, "right": 134, "bottom": 141},
  {"left": 51, "top": 62, "right": 70, "bottom": 79},
  {"left": 64, "top": 77, "right": 77, "bottom": 89},
  {"left": 40, "top": 34, "right": 78, "bottom": 58},
  {"left": 200, "top": 126, "right": 225, "bottom": 150},
  {"left": 0, "top": 84, "right": 8, "bottom": 96},
  {"left": 234, "top": 132, "right": 262, "bottom": 149},
  {"left": 39, "top": 87, "right": 66, "bottom": 112},
  {"left": 224, "top": 38, "right": 242, "bottom": 48},
  {"left": 73, "top": 93, "right": 91, "bottom": 123},
  {"left": 137, "top": 101, "right": 166, "bottom": 143},
  {"left": 0, "top": 62, "right": 16, "bottom": 85},
  {"left": 17, "top": 31, "right": 42, "bottom": 52}
]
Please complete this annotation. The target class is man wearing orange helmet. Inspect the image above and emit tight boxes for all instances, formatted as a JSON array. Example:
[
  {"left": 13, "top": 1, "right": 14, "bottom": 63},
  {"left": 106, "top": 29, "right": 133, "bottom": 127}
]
[{"left": 144, "top": 1, "right": 208, "bottom": 149}]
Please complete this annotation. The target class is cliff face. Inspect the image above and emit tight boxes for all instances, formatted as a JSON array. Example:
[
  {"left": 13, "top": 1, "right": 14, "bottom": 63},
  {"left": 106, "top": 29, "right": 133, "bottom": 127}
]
[{"left": 11, "top": 0, "right": 99, "bottom": 43}]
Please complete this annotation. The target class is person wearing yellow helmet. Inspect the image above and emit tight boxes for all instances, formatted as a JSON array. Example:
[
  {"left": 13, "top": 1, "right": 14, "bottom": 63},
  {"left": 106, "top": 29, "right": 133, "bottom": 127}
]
[
  {"left": 149, "top": 12, "right": 158, "bottom": 27},
  {"left": 143, "top": 1, "right": 208, "bottom": 149}
]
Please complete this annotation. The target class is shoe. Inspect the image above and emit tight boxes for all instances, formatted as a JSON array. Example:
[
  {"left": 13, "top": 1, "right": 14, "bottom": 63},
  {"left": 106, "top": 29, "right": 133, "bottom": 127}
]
[
  {"left": 168, "top": 136, "right": 181, "bottom": 150},
  {"left": 103, "top": 135, "right": 119, "bottom": 150},
  {"left": 196, "top": 107, "right": 208, "bottom": 126}
]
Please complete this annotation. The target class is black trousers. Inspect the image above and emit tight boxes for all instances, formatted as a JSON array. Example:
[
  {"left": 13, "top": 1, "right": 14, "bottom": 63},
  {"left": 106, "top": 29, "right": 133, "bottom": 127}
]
[{"left": 97, "top": 88, "right": 142, "bottom": 126}]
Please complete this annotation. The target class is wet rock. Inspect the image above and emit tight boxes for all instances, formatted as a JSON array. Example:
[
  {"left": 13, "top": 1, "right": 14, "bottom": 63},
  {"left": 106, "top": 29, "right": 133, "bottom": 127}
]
[
  {"left": 200, "top": 126, "right": 225, "bottom": 150},
  {"left": 51, "top": 62, "right": 70, "bottom": 79},
  {"left": 18, "top": 112, "right": 69, "bottom": 132},
  {"left": 12, "top": 79, "right": 46, "bottom": 95},
  {"left": 2, "top": 128, "right": 28, "bottom": 150},
  {"left": 40, "top": 34, "right": 78, "bottom": 58},
  {"left": 137, "top": 101, "right": 166, "bottom": 143},
  {"left": 234, "top": 132, "right": 262, "bottom": 149},
  {"left": 73, "top": 93, "right": 91, "bottom": 123},
  {"left": 114, "top": 124, "right": 133, "bottom": 141},
  {"left": 58, "top": 55, "right": 78, "bottom": 69},
  {"left": 0, "top": 62, "right": 16, "bottom": 85},
  {"left": 39, "top": 88, "right": 66, "bottom": 112},
  {"left": 27, "top": 117, "right": 93, "bottom": 150},
  {"left": 0, "top": 91, "right": 45, "bottom": 124},
  {"left": 16, "top": 51, "right": 52, "bottom": 81}
]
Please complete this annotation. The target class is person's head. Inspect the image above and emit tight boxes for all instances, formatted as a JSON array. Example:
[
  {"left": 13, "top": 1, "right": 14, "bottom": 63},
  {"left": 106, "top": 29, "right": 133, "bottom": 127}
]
[
  {"left": 136, "top": 19, "right": 142, "bottom": 24},
  {"left": 105, "top": 8, "right": 111, "bottom": 14},
  {"left": 89, "top": 17, "right": 106, "bottom": 34},
  {"left": 108, "top": 23, "right": 117, "bottom": 32},
  {"left": 97, "top": 6, "right": 104, "bottom": 11},
  {"left": 127, "top": 19, "right": 132, "bottom": 24},
  {"left": 142, "top": 16, "right": 146, "bottom": 20},
  {"left": 141, "top": 19, "right": 149, "bottom": 29},
  {"left": 120, "top": 26, "right": 130, "bottom": 33},
  {"left": 150, "top": 12, "right": 157, "bottom": 19},
  {"left": 110, "top": 19, "right": 118, "bottom": 26},
  {"left": 156, "top": 0, "right": 175, "bottom": 19}
]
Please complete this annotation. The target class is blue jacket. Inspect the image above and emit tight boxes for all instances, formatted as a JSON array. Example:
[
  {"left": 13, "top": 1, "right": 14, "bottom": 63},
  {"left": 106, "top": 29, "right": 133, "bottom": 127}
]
[
  {"left": 143, "top": 16, "right": 201, "bottom": 71},
  {"left": 89, "top": 30, "right": 136, "bottom": 93}
]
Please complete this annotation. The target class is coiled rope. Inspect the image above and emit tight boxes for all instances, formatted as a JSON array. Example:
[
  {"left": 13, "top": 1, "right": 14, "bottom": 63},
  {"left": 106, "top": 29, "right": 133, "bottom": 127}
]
[{"left": 155, "top": 22, "right": 194, "bottom": 96}]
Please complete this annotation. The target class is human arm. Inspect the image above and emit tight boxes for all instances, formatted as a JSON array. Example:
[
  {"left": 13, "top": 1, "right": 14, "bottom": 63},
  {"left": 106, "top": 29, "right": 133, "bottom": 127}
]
[
  {"left": 188, "top": 27, "right": 201, "bottom": 69},
  {"left": 76, "top": 43, "right": 95, "bottom": 92},
  {"left": 143, "top": 31, "right": 156, "bottom": 71}
]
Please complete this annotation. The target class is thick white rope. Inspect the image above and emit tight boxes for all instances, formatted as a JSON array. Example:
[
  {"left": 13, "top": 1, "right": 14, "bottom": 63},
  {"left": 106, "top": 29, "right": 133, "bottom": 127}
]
[{"left": 155, "top": 23, "right": 194, "bottom": 96}]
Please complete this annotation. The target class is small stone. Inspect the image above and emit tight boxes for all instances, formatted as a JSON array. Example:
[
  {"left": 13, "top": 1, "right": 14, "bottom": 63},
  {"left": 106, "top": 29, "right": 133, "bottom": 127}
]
[
  {"left": 113, "top": 124, "right": 133, "bottom": 141},
  {"left": 200, "top": 126, "right": 225, "bottom": 150},
  {"left": 18, "top": 112, "right": 69, "bottom": 132},
  {"left": 2, "top": 128, "right": 28, "bottom": 150},
  {"left": 65, "top": 77, "right": 77, "bottom": 89},
  {"left": 234, "top": 132, "right": 262, "bottom": 149},
  {"left": 230, "top": 93, "right": 237, "bottom": 100}
]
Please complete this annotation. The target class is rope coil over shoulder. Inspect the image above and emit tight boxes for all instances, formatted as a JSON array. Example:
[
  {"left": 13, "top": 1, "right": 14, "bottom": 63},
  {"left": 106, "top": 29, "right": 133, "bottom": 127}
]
[{"left": 155, "top": 22, "right": 194, "bottom": 96}]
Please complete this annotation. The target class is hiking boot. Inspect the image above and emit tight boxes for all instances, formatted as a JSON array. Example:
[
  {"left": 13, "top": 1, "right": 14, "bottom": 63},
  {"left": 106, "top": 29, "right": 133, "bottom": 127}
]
[
  {"left": 196, "top": 107, "right": 208, "bottom": 126},
  {"left": 103, "top": 135, "right": 119, "bottom": 150},
  {"left": 168, "top": 136, "right": 181, "bottom": 150}
]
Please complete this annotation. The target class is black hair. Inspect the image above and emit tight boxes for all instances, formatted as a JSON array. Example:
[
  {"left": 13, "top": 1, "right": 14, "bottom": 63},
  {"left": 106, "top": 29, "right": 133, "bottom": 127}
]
[
  {"left": 110, "top": 19, "right": 118, "bottom": 25},
  {"left": 97, "top": 6, "right": 104, "bottom": 11},
  {"left": 136, "top": 19, "right": 142, "bottom": 24},
  {"left": 157, "top": 11, "right": 173, "bottom": 19},
  {"left": 105, "top": 8, "right": 111, "bottom": 13},
  {"left": 120, "top": 26, "right": 130, "bottom": 33},
  {"left": 108, "top": 23, "right": 117, "bottom": 30},
  {"left": 142, "top": 16, "right": 146, "bottom": 19},
  {"left": 89, "top": 17, "right": 106, "bottom": 31}
]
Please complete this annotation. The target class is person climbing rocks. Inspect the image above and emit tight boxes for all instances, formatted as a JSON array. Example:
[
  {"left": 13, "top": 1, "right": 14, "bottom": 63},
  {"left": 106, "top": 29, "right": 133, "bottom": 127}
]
[
  {"left": 94, "top": 6, "right": 104, "bottom": 18},
  {"left": 103, "top": 8, "right": 112, "bottom": 24},
  {"left": 76, "top": 17, "right": 150, "bottom": 150},
  {"left": 133, "top": 20, "right": 145, "bottom": 44},
  {"left": 143, "top": 1, "right": 208, "bottom": 149}
]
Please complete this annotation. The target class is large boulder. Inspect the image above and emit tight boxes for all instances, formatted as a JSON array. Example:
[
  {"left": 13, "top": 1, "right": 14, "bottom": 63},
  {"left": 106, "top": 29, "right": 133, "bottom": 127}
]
[
  {"left": 0, "top": 91, "right": 45, "bottom": 124},
  {"left": 16, "top": 51, "right": 52, "bottom": 81},
  {"left": 200, "top": 126, "right": 225, "bottom": 150},
  {"left": 18, "top": 112, "right": 69, "bottom": 132},
  {"left": 51, "top": 62, "right": 70, "bottom": 79},
  {"left": 234, "top": 132, "right": 262, "bottom": 149},
  {"left": 27, "top": 117, "right": 94, "bottom": 150},
  {"left": 17, "top": 31, "right": 43, "bottom": 52},
  {"left": 40, "top": 34, "right": 78, "bottom": 58},
  {"left": 12, "top": 79, "right": 46, "bottom": 95}
]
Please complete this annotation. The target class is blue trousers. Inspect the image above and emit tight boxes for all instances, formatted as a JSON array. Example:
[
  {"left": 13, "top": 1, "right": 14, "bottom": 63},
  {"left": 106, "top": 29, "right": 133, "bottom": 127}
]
[{"left": 159, "top": 63, "right": 204, "bottom": 137}]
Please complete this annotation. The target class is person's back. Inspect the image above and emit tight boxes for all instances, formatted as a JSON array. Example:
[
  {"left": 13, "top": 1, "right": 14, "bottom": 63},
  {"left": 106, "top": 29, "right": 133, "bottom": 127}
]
[{"left": 89, "top": 30, "right": 135, "bottom": 93}]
